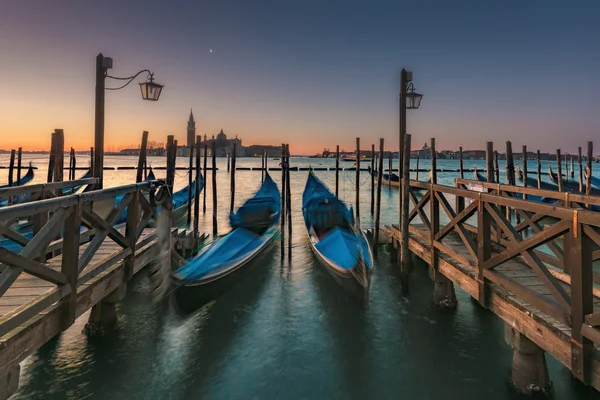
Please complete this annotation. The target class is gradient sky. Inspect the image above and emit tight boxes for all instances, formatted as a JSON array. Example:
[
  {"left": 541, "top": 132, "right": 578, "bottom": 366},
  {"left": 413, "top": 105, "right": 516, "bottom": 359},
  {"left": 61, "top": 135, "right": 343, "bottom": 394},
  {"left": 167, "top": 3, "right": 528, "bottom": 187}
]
[{"left": 1, "top": 0, "right": 599, "bottom": 154}]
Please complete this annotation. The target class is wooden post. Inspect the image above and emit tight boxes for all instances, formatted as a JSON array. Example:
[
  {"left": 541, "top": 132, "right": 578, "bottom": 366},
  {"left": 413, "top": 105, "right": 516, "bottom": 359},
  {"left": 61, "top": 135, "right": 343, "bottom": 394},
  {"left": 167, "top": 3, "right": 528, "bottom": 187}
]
[
  {"left": 166, "top": 136, "right": 176, "bottom": 194},
  {"left": 399, "top": 134, "right": 412, "bottom": 296},
  {"left": 227, "top": 152, "right": 230, "bottom": 172},
  {"left": 212, "top": 141, "right": 217, "bottom": 234},
  {"left": 571, "top": 156, "right": 575, "bottom": 178},
  {"left": 458, "top": 146, "right": 464, "bottom": 179},
  {"left": 415, "top": 153, "right": 420, "bottom": 181},
  {"left": 136, "top": 131, "right": 149, "bottom": 183},
  {"left": 388, "top": 152, "right": 392, "bottom": 188},
  {"left": 477, "top": 193, "right": 491, "bottom": 307},
  {"left": 355, "top": 137, "right": 360, "bottom": 219},
  {"left": 187, "top": 140, "right": 194, "bottom": 227},
  {"left": 371, "top": 144, "right": 375, "bottom": 215},
  {"left": 565, "top": 153, "right": 569, "bottom": 183},
  {"left": 537, "top": 150, "right": 542, "bottom": 189},
  {"left": 556, "top": 149, "right": 563, "bottom": 192},
  {"left": 265, "top": 152, "right": 268, "bottom": 175},
  {"left": 203, "top": 142, "right": 208, "bottom": 214},
  {"left": 72, "top": 149, "right": 76, "bottom": 180},
  {"left": 522, "top": 145, "right": 528, "bottom": 200},
  {"left": 93, "top": 53, "right": 106, "bottom": 189},
  {"left": 486, "top": 142, "right": 494, "bottom": 183},
  {"left": 568, "top": 211, "right": 593, "bottom": 383},
  {"left": 68, "top": 148, "right": 73, "bottom": 180},
  {"left": 47, "top": 132, "right": 56, "bottom": 183},
  {"left": 586, "top": 142, "right": 593, "bottom": 196},
  {"left": 494, "top": 150, "right": 500, "bottom": 184},
  {"left": 90, "top": 147, "right": 94, "bottom": 176},
  {"left": 399, "top": 68, "right": 407, "bottom": 202},
  {"left": 373, "top": 138, "right": 384, "bottom": 254},
  {"left": 230, "top": 143, "right": 237, "bottom": 213},
  {"left": 335, "top": 145, "right": 340, "bottom": 196},
  {"left": 8, "top": 150, "right": 15, "bottom": 187},
  {"left": 53, "top": 129, "right": 64, "bottom": 184},
  {"left": 16, "top": 147, "right": 22, "bottom": 184},
  {"left": 578, "top": 147, "right": 583, "bottom": 193},
  {"left": 194, "top": 135, "right": 201, "bottom": 241},
  {"left": 59, "top": 199, "right": 82, "bottom": 329},
  {"left": 281, "top": 143, "right": 286, "bottom": 260},
  {"left": 506, "top": 141, "right": 514, "bottom": 186},
  {"left": 286, "top": 144, "right": 292, "bottom": 253},
  {"left": 261, "top": 149, "right": 265, "bottom": 184}
]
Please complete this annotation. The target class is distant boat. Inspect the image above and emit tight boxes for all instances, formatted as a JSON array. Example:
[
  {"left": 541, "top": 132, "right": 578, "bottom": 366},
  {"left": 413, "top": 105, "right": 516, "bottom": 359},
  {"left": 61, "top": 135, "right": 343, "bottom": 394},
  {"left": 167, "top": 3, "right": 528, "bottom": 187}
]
[
  {"left": 272, "top": 157, "right": 280, "bottom": 161},
  {"left": 171, "top": 173, "right": 280, "bottom": 311},
  {"left": 302, "top": 171, "right": 373, "bottom": 298}
]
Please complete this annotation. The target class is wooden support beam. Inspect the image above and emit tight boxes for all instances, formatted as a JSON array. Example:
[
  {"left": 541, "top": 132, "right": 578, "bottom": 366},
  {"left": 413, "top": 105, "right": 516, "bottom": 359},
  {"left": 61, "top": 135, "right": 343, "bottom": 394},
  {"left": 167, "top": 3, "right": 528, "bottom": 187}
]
[
  {"left": 59, "top": 198, "right": 81, "bottom": 329},
  {"left": 373, "top": 138, "right": 384, "bottom": 254},
  {"left": 399, "top": 134, "right": 412, "bottom": 296},
  {"left": 136, "top": 131, "right": 149, "bottom": 183}
]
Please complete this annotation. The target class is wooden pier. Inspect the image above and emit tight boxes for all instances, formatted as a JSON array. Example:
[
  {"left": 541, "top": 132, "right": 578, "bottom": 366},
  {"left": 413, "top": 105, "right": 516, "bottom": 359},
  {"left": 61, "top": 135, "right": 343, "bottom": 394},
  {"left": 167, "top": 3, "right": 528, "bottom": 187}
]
[
  {"left": 374, "top": 175, "right": 600, "bottom": 393},
  {"left": 0, "top": 179, "right": 165, "bottom": 399}
]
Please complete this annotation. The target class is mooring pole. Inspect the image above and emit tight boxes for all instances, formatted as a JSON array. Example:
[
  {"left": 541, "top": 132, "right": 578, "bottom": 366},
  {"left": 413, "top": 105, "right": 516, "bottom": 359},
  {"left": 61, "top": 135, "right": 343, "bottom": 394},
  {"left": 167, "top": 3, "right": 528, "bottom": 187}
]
[
  {"left": 565, "top": 153, "right": 569, "bottom": 183},
  {"left": 335, "top": 145, "right": 340, "bottom": 196},
  {"left": 212, "top": 141, "right": 217, "bottom": 234},
  {"left": 230, "top": 143, "right": 237, "bottom": 213},
  {"left": 586, "top": 142, "right": 593, "bottom": 196},
  {"left": 459, "top": 146, "right": 464, "bottom": 179},
  {"left": 506, "top": 141, "right": 514, "bottom": 186},
  {"left": 194, "top": 135, "right": 201, "bottom": 242},
  {"left": 68, "top": 148, "right": 73, "bottom": 180},
  {"left": 537, "top": 150, "right": 542, "bottom": 189},
  {"left": 494, "top": 150, "right": 500, "bottom": 184},
  {"left": 261, "top": 149, "right": 265, "bottom": 184},
  {"left": 355, "top": 137, "right": 360, "bottom": 220},
  {"left": 72, "top": 149, "right": 76, "bottom": 180},
  {"left": 281, "top": 143, "right": 286, "bottom": 260},
  {"left": 399, "top": 133, "right": 412, "bottom": 296},
  {"left": 370, "top": 143, "right": 375, "bottom": 215},
  {"left": 136, "top": 131, "right": 149, "bottom": 183},
  {"left": 522, "top": 145, "right": 528, "bottom": 200},
  {"left": 16, "top": 147, "right": 22, "bottom": 183},
  {"left": 399, "top": 68, "right": 407, "bottom": 210},
  {"left": 8, "top": 149, "right": 15, "bottom": 188},
  {"left": 187, "top": 139, "right": 194, "bottom": 227},
  {"left": 286, "top": 144, "right": 292, "bottom": 254},
  {"left": 90, "top": 147, "right": 94, "bottom": 177},
  {"left": 203, "top": 142, "right": 208, "bottom": 214},
  {"left": 486, "top": 142, "right": 494, "bottom": 184},
  {"left": 415, "top": 153, "right": 420, "bottom": 181},
  {"left": 166, "top": 135, "right": 175, "bottom": 195},
  {"left": 388, "top": 152, "right": 392, "bottom": 188},
  {"left": 373, "top": 138, "right": 384, "bottom": 255},
  {"left": 53, "top": 129, "right": 64, "bottom": 184},
  {"left": 578, "top": 146, "right": 583, "bottom": 193},
  {"left": 227, "top": 152, "right": 230, "bottom": 172},
  {"left": 571, "top": 156, "right": 575, "bottom": 178},
  {"left": 556, "top": 149, "right": 563, "bottom": 192}
]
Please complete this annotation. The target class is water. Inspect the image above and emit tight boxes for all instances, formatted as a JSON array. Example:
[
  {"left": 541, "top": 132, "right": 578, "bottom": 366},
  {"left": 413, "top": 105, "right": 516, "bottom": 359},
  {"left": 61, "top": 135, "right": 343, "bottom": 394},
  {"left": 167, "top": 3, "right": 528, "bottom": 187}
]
[{"left": 3, "top": 154, "right": 599, "bottom": 399}]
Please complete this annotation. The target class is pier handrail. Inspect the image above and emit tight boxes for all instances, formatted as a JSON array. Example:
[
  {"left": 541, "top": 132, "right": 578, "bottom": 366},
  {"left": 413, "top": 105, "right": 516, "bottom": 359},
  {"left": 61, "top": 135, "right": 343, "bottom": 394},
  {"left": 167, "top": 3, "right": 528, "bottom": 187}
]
[
  {"left": 0, "top": 178, "right": 98, "bottom": 198},
  {"left": 404, "top": 177, "right": 600, "bottom": 383},
  {"left": 0, "top": 181, "right": 160, "bottom": 340}
]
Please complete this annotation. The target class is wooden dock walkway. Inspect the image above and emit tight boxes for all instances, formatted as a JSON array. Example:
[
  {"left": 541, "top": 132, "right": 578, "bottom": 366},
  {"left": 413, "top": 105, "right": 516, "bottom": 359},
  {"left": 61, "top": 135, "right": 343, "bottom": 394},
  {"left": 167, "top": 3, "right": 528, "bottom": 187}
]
[
  {"left": 377, "top": 176, "right": 600, "bottom": 393},
  {"left": 0, "top": 180, "right": 165, "bottom": 399}
]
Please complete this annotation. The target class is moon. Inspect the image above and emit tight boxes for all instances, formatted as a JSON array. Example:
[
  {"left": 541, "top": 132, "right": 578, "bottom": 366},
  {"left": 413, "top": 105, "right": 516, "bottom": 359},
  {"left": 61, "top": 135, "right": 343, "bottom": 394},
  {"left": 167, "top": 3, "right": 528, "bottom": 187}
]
[{"left": 209, "top": 49, "right": 213, "bottom": 53}]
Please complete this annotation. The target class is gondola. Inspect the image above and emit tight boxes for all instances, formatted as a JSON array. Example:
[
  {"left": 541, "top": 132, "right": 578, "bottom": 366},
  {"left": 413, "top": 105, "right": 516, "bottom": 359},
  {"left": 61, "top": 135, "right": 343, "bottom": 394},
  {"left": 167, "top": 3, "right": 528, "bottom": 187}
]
[
  {"left": 549, "top": 165, "right": 599, "bottom": 195},
  {"left": 61, "top": 168, "right": 93, "bottom": 196},
  {"left": 368, "top": 166, "right": 400, "bottom": 188},
  {"left": 171, "top": 173, "right": 204, "bottom": 224},
  {"left": 171, "top": 173, "right": 280, "bottom": 311},
  {"left": 302, "top": 171, "right": 373, "bottom": 297},
  {"left": 0, "top": 165, "right": 35, "bottom": 207}
]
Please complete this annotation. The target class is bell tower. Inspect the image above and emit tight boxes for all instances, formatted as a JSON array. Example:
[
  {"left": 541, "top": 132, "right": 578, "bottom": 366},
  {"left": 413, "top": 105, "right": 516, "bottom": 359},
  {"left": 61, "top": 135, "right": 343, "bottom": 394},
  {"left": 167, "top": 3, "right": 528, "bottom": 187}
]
[{"left": 187, "top": 109, "right": 195, "bottom": 148}]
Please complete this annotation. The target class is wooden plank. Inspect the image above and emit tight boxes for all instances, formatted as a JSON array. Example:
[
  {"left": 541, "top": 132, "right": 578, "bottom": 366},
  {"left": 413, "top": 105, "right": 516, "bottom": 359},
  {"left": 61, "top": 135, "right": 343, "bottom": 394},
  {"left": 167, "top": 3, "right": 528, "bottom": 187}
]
[
  {"left": 0, "top": 248, "right": 68, "bottom": 285},
  {"left": 82, "top": 207, "right": 129, "bottom": 249}
]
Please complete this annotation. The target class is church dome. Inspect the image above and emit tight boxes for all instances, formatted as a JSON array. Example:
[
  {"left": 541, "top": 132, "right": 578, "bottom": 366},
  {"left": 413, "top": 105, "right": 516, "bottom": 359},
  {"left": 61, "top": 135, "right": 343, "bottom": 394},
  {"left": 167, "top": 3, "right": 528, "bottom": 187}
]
[{"left": 216, "top": 129, "right": 228, "bottom": 146}]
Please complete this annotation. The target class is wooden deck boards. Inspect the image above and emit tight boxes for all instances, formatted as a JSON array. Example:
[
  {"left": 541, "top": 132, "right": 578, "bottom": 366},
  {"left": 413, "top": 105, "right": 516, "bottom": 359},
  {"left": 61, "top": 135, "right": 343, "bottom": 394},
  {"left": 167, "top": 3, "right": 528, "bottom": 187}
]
[
  {"left": 0, "top": 228, "right": 155, "bottom": 319},
  {"left": 389, "top": 223, "right": 600, "bottom": 391}
]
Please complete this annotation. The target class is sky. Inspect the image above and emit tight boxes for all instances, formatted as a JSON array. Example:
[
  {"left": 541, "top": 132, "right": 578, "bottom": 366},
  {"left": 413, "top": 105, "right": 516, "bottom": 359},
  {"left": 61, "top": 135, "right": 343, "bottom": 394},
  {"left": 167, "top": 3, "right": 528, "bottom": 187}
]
[{"left": 1, "top": 0, "right": 599, "bottom": 154}]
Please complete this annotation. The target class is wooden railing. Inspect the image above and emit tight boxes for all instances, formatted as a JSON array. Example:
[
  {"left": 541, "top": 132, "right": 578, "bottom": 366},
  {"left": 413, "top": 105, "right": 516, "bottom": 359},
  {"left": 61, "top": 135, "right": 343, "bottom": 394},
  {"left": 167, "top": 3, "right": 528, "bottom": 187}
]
[
  {"left": 0, "top": 181, "right": 160, "bottom": 336},
  {"left": 0, "top": 178, "right": 98, "bottom": 204},
  {"left": 406, "top": 178, "right": 600, "bottom": 383}
]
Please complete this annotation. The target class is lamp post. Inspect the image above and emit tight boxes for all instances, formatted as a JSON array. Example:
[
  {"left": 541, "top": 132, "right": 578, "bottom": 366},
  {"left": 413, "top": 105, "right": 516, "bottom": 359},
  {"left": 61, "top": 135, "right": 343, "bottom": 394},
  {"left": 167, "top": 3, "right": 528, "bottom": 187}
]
[
  {"left": 94, "top": 53, "right": 164, "bottom": 189},
  {"left": 398, "top": 68, "right": 422, "bottom": 203}
]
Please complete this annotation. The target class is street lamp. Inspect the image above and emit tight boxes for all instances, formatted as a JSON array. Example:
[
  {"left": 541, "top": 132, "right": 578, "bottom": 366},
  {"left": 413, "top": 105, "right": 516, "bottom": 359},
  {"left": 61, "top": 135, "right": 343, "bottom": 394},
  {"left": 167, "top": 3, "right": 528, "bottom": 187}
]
[
  {"left": 94, "top": 53, "right": 164, "bottom": 188},
  {"left": 405, "top": 81, "right": 423, "bottom": 110}
]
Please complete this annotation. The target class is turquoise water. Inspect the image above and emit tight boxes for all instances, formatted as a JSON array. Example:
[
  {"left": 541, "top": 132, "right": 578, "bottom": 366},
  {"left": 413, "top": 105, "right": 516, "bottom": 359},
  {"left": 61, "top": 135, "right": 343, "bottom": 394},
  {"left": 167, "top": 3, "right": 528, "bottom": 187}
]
[{"left": 3, "top": 155, "right": 599, "bottom": 399}]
